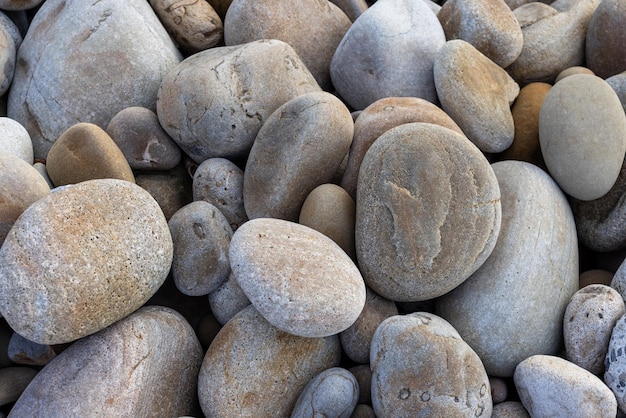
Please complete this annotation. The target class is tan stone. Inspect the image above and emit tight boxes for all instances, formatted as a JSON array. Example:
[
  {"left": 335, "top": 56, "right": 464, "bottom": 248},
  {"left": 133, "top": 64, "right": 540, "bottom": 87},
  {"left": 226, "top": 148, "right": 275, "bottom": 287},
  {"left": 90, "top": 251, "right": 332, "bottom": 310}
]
[{"left": 555, "top": 65, "right": 595, "bottom": 83}]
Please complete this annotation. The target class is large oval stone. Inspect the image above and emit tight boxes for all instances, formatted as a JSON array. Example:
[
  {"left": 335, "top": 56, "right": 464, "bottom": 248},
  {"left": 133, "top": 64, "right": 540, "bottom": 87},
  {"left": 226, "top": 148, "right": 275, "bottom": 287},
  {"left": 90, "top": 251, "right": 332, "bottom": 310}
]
[
  {"left": 437, "top": 161, "right": 579, "bottom": 377},
  {"left": 0, "top": 179, "right": 173, "bottom": 345},
  {"left": 356, "top": 122, "right": 501, "bottom": 302},
  {"left": 8, "top": 306, "right": 203, "bottom": 417},
  {"left": 229, "top": 218, "right": 366, "bottom": 337}
]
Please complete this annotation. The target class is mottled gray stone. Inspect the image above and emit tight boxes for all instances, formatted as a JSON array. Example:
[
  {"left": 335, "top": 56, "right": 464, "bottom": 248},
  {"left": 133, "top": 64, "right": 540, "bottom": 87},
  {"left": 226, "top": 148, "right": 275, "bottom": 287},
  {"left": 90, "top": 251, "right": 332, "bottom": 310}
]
[
  {"left": 605, "top": 313, "right": 626, "bottom": 413},
  {"left": 492, "top": 402, "right": 530, "bottom": 418},
  {"left": 291, "top": 367, "right": 359, "bottom": 418},
  {"left": 208, "top": 272, "right": 251, "bottom": 325}
]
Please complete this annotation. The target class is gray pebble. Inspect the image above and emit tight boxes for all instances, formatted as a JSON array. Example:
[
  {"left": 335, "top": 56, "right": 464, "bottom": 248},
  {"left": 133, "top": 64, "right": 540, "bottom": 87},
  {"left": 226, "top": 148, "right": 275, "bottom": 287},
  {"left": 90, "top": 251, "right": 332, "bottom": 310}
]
[
  {"left": 291, "top": 367, "right": 359, "bottom": 418},
  {"left": 208, "top": 272, "right": 251, "bottom": 326},
  {"left": 8, "top": 332, "right": 56, "bottom": 366}
]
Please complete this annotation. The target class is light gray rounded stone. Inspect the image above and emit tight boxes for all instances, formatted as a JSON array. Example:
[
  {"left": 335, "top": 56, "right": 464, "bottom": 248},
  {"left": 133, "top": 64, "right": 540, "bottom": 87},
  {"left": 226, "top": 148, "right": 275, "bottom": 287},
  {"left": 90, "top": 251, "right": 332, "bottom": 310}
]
[
  {"left": 371, "top": 312, "right": 492, "bottom": 417},
  {"left": 0, "top": 179, "right": 173, "bottom": 345},
  {"left": 208, "top": 272, "right": 251, "bottom": 325},
  {"left": 169, "top": 200, "right": 232, "bottom": 296},
  {"left": 564, "top": 284, "right": 625, "bottom": 375},
  {"left": 8, "top": 306, "right": 203, "bottom": 417},
  {"left": 198, "top": 305, "right": 341, "bottom": 417},
  {"left": 437, "top": 161, "right": 579, "bottom": 377},
  {"left": 157, "top": 39, "right": 320, "bottom": 163},
  {"left": 0, "top": 10, "right": 22, "bottom": 49},
  {"left": 7, "top": 0, "right": 182, "bottom": 160},
  {"left": 8, "top": 332, "right": 56, "bottom": 366},
  {"left": 515, "top": 355, "right": 617, "bottom": 417},
  {"left": 356, "top": 122, "right": 501, "bottom": 302},
  {"left": 606, "top": 313, "right": 626, "bottom": 412},
  {"left": 492, "top": 401, "right": 530, "bottom": 418},
  {"left": 0, "top": 117, "right": 32, "bottom": 163},
  {"left": 243, "top": 91, "right": 354, "bottom": 222},
  {"left": 0, "top": 367, "right": 38, "bottom": 406},
  {"left": 330, "top": 0, "right": 446, "bottom": 110},
  {"left": 291, "top": 367, "right": 359, "bottom": 418},
  {"left": 230, "top": 218, "right": 366, "bottom": 337}
]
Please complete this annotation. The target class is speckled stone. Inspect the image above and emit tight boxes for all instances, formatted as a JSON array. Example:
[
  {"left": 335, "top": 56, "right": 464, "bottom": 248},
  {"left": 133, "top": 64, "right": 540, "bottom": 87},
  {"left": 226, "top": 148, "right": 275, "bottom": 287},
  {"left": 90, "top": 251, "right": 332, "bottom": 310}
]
[
  {"left": 8, "top": 332, "right": 56, "bottom": 366},
  {"left": 198, "top": 305, "right": 341, "bottom": 417},
  {"left": 586, "top": 0, "right": 626, "bottom": 79},
  {"left": 208, "top": 272, "right": 251, "bottom": 325},
  {"left": 371, "top": 312, "right": 492, "bottom": 417},
  {"left": 0, "top": 116, "right": 32, "bottom": 163},
  {"left": 230, "top": 218, "right": 366, "bottom": 337},
  {"left": 605, "top": 313, "right": 626, "bottom": 412},
  {"left": 291, "top": 367, "right": 359, "bottom": 418},
  {"left": 0, "top": 179, "right": 173, "bottom": 345}
]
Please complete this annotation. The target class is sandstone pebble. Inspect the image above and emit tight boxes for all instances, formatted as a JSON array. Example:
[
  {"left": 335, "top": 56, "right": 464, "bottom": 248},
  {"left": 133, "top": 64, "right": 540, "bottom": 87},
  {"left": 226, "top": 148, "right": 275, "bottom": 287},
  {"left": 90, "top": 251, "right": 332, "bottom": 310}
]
[
  {"left": 291, "top": 367, "right": 359, "bottom": 418},
  {"left": 0, "top": 367, "right": 38, "bottom": 406},
  {"left": 8, "top": 332, "right": 56, "bottom": 366},
  {"left": 0, "top": 116, "right": 32, "bottom": 163},
  {"left": 586, "top": 0, "right": 626, "bottom": 79},
  {"left": 208, "top": 272, "right": 251, "bottom": 325}
]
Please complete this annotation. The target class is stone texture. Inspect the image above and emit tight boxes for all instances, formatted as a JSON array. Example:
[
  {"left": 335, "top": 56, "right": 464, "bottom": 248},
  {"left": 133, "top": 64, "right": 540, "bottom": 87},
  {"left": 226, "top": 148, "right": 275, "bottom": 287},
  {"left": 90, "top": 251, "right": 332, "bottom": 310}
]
[
  {"left": 8, "top": 332, "right": 56, "bottom": 366},
  {"left": 224, "top": 0, "right": 350, "bottom": 90},
  {"left": 46, "top": 122, "right": 135, "bottom": 187},
  {"left": 513, "top": 2, "right": 558, "bottom": 27},
  {"left": 229, "top": 218, "right": 366, "bottom": 337},
  {"left": 157, "top": 39, "right": 320, "bottom": 163},
  {"left": 0, "top": 367, "right": 38, "bottom": 406},
  {"left": 555, "top": 65, "right": 595, "bottom": 82},
  {"left": 8, "top": 306, "right": 203, "bottom": 417},
  {"left": 349, "top": 364, "right": 372, "bottom": 406},
  {"left": 356, "top": 122, "right": 501, "bottom": 301},
  {"left": 371, "top": 312, "right": 492, "bottom": 417},
  {"left": 607, "top": 71, "right": 626, "bottom": 114},
  {"left": 539, "top": 74, "right": 626, "bottom": 201},
  {"left": 580, "top": 269, "right": 614, "bottom": 288},
  {"left": 291, "top": 367, "right": 359, "bottom": 418},
  {"left": 605, "top": 313, "right": 626, "bottom": 413},
  {"left": 0, "top": 21, "right": 15, "bottom": 96},
  {"left": 135, "top": 163, "right": 193, "bottom": 221},
  {"left": 198, "top": 305, "right": 341, "bottom": 417},
  {"left": 0, "top": 179, "right": 173, "bottom": 345},
  {"left": 7, "top": 0, "right": 182, "bottom": 160},
  {"left": 0, "top": 116, "right": 32, "bottom": 163},
  {"left": 435, "top": 39, "right": 519, "bottom": 153},
  {"left": 208, "top": 272, "right": 251, "bottom": 325},
  {"left": 243, "top": 92, "right": 353, "bottom": 222},
  {"left": 330, "top": 0, "right": 446, "bottom": 110},
  {"left": 586, "top": 0, "right": 626, "bottom": 79},
  {"left": 492, "top": 402, "right": 530, "bottom": 418},
  {"left": 489, "top": 376, "right": 508, "bottom": 404},
  {"left": 438, "top": 0, "right": 523, "bottom": 68},
  {"left": 515, "top": 355, "right": 617, "bottom": 417},
  {"left": 106, "top": 106, "right": 181, "bottom": 171},
  {"left": 437, "top": 161, "right": 579, "bottom": 377},
  {"left": 350, "top": 404, "right": 376, "bottom": 418}
]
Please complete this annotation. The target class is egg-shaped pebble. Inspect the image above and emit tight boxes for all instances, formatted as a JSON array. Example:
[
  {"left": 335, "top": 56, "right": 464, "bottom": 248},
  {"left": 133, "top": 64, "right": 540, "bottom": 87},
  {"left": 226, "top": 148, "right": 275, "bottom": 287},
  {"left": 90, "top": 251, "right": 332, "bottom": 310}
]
[
  {"left": 208, "top": 272, "right": 251, "bottom": 325},
  {"left": 291, "top": 367, "right": 359, "bottom": 418},
  {"left": 0, "top": 117, "right": 32, "bottom": 163}
]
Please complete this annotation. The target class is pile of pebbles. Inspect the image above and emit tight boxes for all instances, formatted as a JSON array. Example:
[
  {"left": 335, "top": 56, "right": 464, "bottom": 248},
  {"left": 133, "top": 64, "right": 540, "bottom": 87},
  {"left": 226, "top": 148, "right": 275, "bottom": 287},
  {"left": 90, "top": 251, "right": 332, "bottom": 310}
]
[{"left": 1, "top": 0, "right": 626, "bottom": 416}]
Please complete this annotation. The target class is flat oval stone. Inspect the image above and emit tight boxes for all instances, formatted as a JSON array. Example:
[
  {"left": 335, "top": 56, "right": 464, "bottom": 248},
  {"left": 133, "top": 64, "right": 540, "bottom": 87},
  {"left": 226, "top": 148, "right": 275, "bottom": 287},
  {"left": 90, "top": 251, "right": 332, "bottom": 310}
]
[
  {"left": 169, "top": 201, "right": 232, "bottom": 296},
  {"left": 586, "top": 0, "right": 626, "bottom": 79},
  {"left": 46, "top": 122, "right": 135, "bottom": 187},
  {"left": 515, "top": 355, "right": 617, "bottom": 417},
  {"left": 8, "top": 306, "right": 203, "bottom": 417},
  {"left": 208, "top": 272, "right": 251, "bottom": 325},
  {"left": 434, "top": 39, "right": 519, "bottom": 153},
  {"left": 539, "top": 74, "right": 626, "bottom": 201},
  {"left": 0, "top": 116, "right": 31, "bottom": 163},
  {"left": 291, "top": 367, "right": 359, "bottom": 418},
  {"left": 0, "top": 179, "right": 173, "bottom": 345},
  {"left": 157, "top": 39, "right": 320, "bottom": 163},
  {"left": 0, "top": 367, "right": 38, "bottom": 406},
  {"left": 106, "top": 106, "right": 181, "bottom": 171},
  {"left": 230, "top": 218, "right": 366, "bottom": 337},
  {"left": 7, "top": 0, "right": 182, "bottom": 160},
  {"left": 8, "top": 332, "right": 56, "bottom": 366},
  {"left": 564, "top": 284, "right": 625, "bottom": 375},
  {"left": 356, "top": 122, "right": 501, "bottom": 301},
  {"left": 437, "top": 161, "right": 579, "bottom": 377},
  {"left": 330, "top": 0, "right": 446, "bottom": 110},
  {"left": 243, "top": 91, "right": 353, "bottom": 222},
  {"left": 198, "top": 305, "right": 341, "bottom": 417},
  {"left": 371, "top": 312, "right": 492, "bottom": 417}
]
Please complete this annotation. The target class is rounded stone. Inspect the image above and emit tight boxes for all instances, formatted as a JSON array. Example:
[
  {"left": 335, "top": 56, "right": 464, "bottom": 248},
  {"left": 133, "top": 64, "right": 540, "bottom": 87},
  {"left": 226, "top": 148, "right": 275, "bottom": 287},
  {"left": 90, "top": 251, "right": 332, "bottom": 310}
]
[
  {"left": 339, "top": 287, "right": 398, "bottom": 364},
  {"left": 8, "top": 306, "right": 203, "bottom": 417},
  {"left": 371, "top": 312, "right": 492, "bottom": 417},
  {"left": 436, "top": 161, "right": 579, "bottom": 377},
  {"left": 490, "top": 376, "right": 508, "bottom": 404},
  {"left": 0, "top": 10, "right": 22, "bottom": 50},
  {"left": 0, "top": 179, "right": 173, "bottom": 345},
  {"left": 168, "top": 201, "right": 232, "bottom": 296},
  {"left": 150, "top": 0, "right": 223, "bottom": 54},
  {"left": 135, "top": 164, "right": 193, "bottom": 221},
  {"left": 350, "top": 404, "right": 376, "bottom": 418},
  {"left": 157, "top": 39, "right": 320, "bottom": 163},
  {"left": 586, "top": 0, "right": 626, "bottom": 79},
  {"left": 330, "top": 0, "right": 446, "bottom": 110},
  {"left": 46, "top": 122, "right": 136, "bottom": 187},
  {"left": 224, "top": 0, "right": 350, "bottom": 90},
  {"left": 0, "top": 19, "right": 15, "bottom": 96},
  {"left": 356, "top": 122, "right": 501, "bottom": 302},
  {"left": 193, "top": 157, "right": 247, "bottom": 231},
  {"left": 330, "top": 0, "right": 368, "bottom": 21},
  {"left": 515, "top": 355, "right": 617, "bottom": 417},
  {"left": 580, "top": 269, "right": 614, "bottom": 288},
  {"left": 492, "top": 401, "right": 530, "bottom": 418},
  {"left": 607, "top": 71, "right": 626, "bottom": 114},
  {"left": 438, "top": 0, "right": 523, "bottom": 68},
  {"left": 434, "top": 39, "right": 519, "bottom": 153},
  {"left": 208, "top": 272, "right": 251, "bottom": 325},
  {"left": 555, "top": 65, "right": 595, "bottom": 83},
  {"left": 0, "top": 367, "right": 38, "bottom": 406},
  {"left": 340, "top": 96, "right": 463, "bottom": 200},
  {"left": 291, "top": 367, "right": 359, "bottom": 418},
  {"left": 0, "top": 117, "right": 31, "bottom": 163},
  {"left": 229, "top": 218, "right": 366, "bottom": 337},
  {"left": 605, "top": 313, "right": 626, "bottom": 412},
  {"left": 198, "top": 305, "right": 341, "bottom": 417},
  {"left": 513, "top": 2, "right": 558, "bottom": 28},
  {"left": 539, "top": 74, "right": 626, "bottom": 201},
  {"left": 244, "top": 91, "right": 353, "bottom": 222},
  {"left": 106, "top": 106, "right": 182, "bottom": 171},
  {"left": 8, "top": 332, "right": 56, "bottom": 366},
  {"left": 7, "top": 0, "right": 182, "bottom": 160}
]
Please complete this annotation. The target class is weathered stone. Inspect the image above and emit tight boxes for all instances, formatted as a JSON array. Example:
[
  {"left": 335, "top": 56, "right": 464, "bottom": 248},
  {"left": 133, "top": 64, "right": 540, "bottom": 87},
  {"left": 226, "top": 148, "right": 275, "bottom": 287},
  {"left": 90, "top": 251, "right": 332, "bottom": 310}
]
[
  {"left": 356, "top": 122, "right": 501, "bottom": 301},
  {"left": 513, "top": 2, "right": 558, "bottom": 27},
  {"left": 291, "top": 367, "right": 359, "bottom": 418},
  {"left": 0, "top": 367, "right": 38, "bottom": 406},
  {"left": 135, "top": 163, "right": 193, "bottom": 221},
  {"left": 0, "top": 116, "right": 32, "bottom": 163},
  {"left": 208, "top": 272, "right": 251, "bottom": 325},
  {"left": 492, "top": 401, "right": 530, "bottom": 418},
  {"left": 586, "top": 0, "right": 626, "bottom": 78},
  {"left": 8, "top": 332, "right": 56, "bottom": 366}
]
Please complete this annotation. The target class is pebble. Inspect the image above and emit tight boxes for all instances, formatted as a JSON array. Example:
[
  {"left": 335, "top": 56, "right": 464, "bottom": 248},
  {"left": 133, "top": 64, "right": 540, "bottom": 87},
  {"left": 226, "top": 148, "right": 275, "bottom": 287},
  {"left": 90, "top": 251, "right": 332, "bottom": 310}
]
[
  {"left": 207, "top": 272, "right": 251, "bottom": 325},
  {"left": 8, "top": 306, "right": 203, "bottom": 416},
  {"left": 607, "top": 71, "right": 626, "bottom": 113},
  {"left": 330, "top": 0, "right": 445, "bottom": 110},
  {"left": 135, "top": 163, "right": 193, "bottom": 221},
  {"left": 348, "top": 364, "right": 372, "bottom": 406},
  {"left": 290, "top": 367, "right": 359, "bottom": 418},
  {"left": 0, "top": 367, "right": 38, "bottom": 406},
  {"left": 540, "top": 74, "right": 626, "bottom": 201},
  {"left": 197, "top": 305, "right": 341, "bottom": 417},
  {"left": 512, "top": 2, "right": 558, "bottom": 28},
  {"left": 0, "top": 116, "right": 32, "bottom": 163},
  {"left": 605, "top": 313, "right": 626, "bottom": 412},
  {"left": 491, "top": 401, "right": 530, "bottom": 418},
  {"left": 434, "top": 39, "right": 519, "bottom": 153},
  {"left": 168, "top": 201, "right": 232, "bottom": 296},
  {"left": 229, "top": 218, "right": 366, "bottom": 337},
  {"left": 330, "top": 0, "right": 368, "bottom": 21},
  {"left": 489, "top": 376, "right": 509, "bottom": 404},
  {"left": 0, "top": 15, "right": 15, "bottom": 96},
  {"left": 349, "top": 404, "right": 376, "bottom": 418},
  {"left": 356, "top": 122, "right": 501, "bottom": 301},
  {"left": 564, "top": 284, "right": 625, "bottom": 375},
  {"left": 612, "top": 258, "right": 626, "bottom": 300},
  {"left": 370, "top": 312, "right": 492, "bottom": 417},
  {"left": 8, "top": 332, "right": 56, "bottom": 366},
  {"left": 515, "top": 354, "right": 617, "bottom": 417},
  {"left": 0, "top": 179, "right": 173, "bottom": 345},
  {"left": 555, "top": 65, "right": 595, "bottom": 83},
  {"left": 586, "top": 0, "right": 626, "bottom": 79}
]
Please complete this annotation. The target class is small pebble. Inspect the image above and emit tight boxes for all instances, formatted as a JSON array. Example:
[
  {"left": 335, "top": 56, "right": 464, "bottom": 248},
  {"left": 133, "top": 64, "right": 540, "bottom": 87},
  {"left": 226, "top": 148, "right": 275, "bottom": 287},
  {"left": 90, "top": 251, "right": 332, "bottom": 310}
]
[
  {"left": 207, "top": 272, "right": 251, "bottom": 325},
  {"left": 0, "top": 116, "right": 32, "bottom": 163},
  {"left": 491, "top": 401, "right": 530, "bottom": 418},
  {"left": 8, "top": 332, "right": 56, "bottom": 366},
  {"left": 290, "top": 367, "right": 359, "bottom": 418}
]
